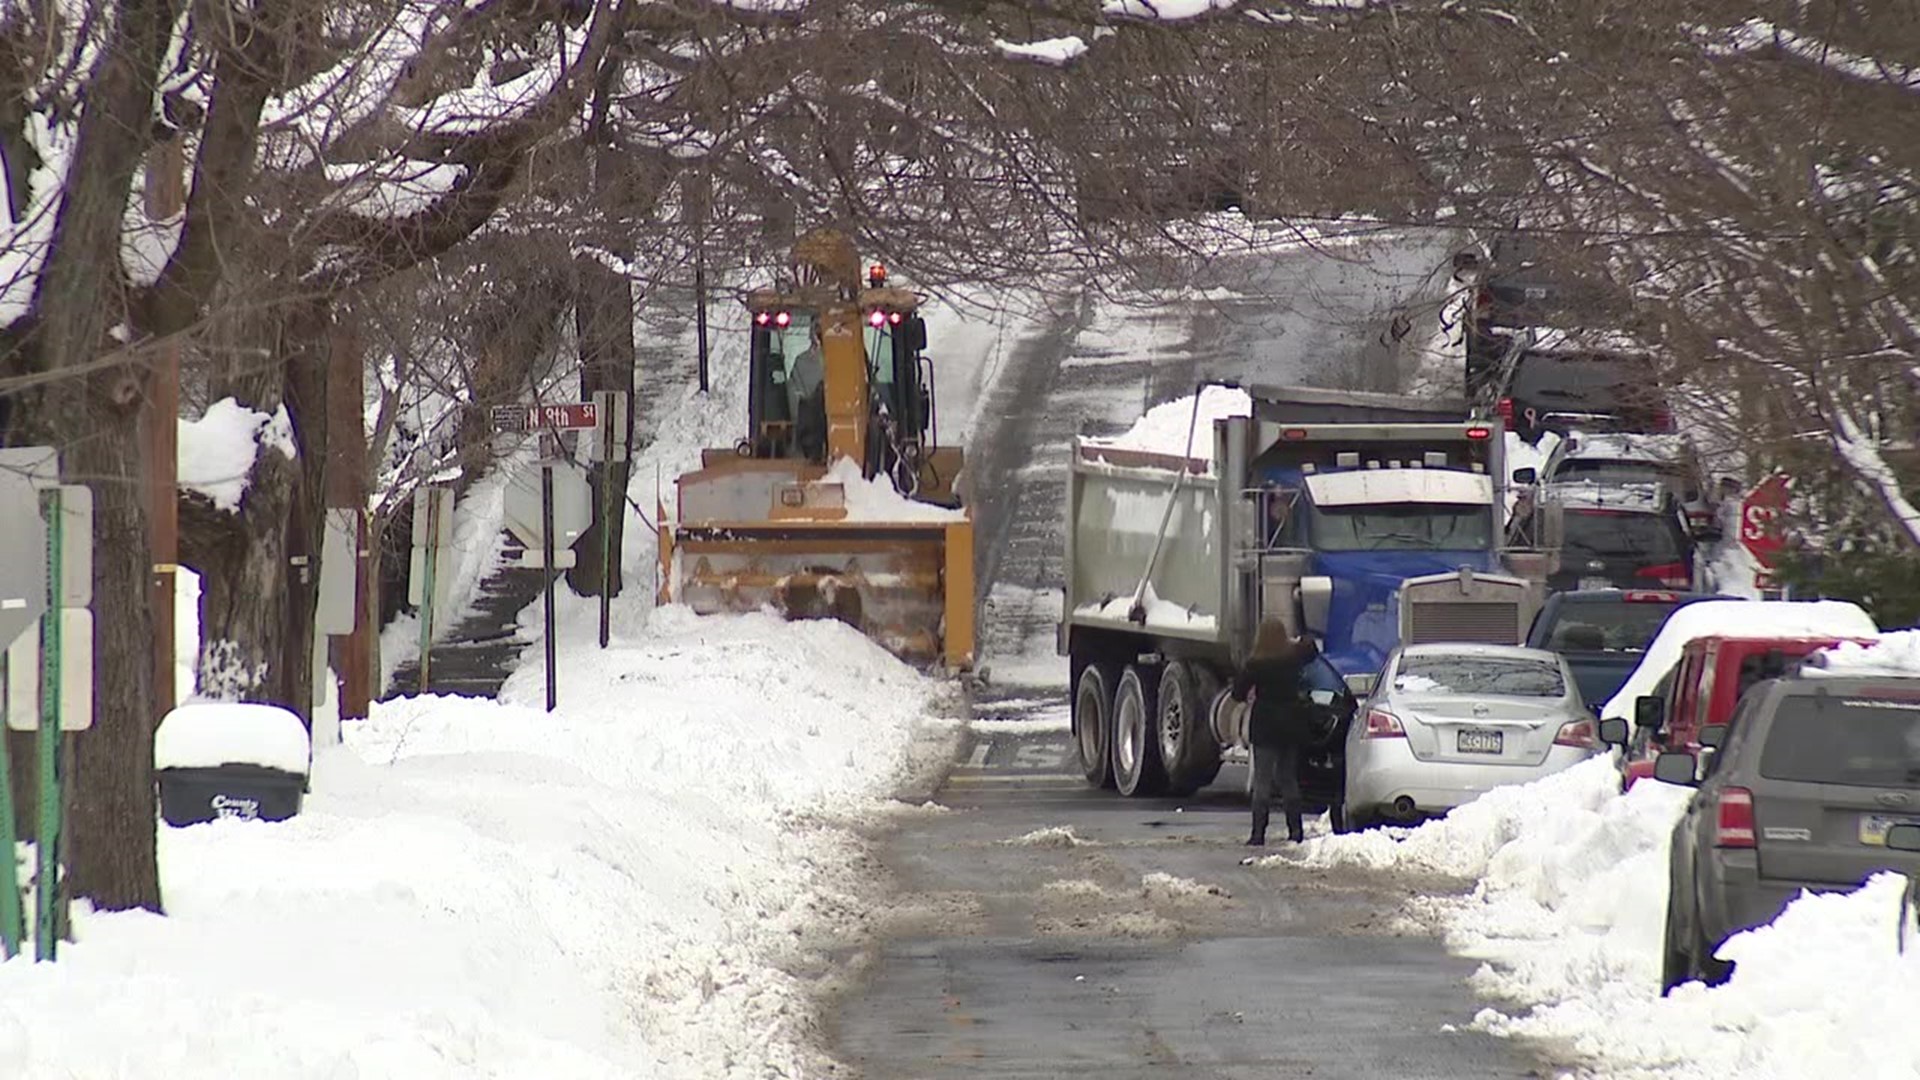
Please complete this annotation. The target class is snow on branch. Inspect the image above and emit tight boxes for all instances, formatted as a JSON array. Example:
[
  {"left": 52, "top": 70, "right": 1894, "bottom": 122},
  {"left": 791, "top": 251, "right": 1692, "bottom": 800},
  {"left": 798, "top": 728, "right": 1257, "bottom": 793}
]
[
  {"left": 1831, "top": 409, "right": 1920, "bottom": 549},
  {"left": 1711, "top": 19, "right": 1920, "bottom": 95},
  {"left": 993, "top": 37, "right": 1089, "bottom": 66}
]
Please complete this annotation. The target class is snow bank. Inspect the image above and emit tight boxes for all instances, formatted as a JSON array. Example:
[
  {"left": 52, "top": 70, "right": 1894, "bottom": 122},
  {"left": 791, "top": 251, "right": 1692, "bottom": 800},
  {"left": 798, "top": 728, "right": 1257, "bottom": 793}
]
[
  {"left": 154, "top": 703, "right": 311, "bottom": 775},
  {"left": 0, "top": 601, "right": 956, "bottom": 1079},
  {"left": 1803, "top": 629, "right": 1920, "bottom": 677},
  {"left": 1288, "top": 754, "right": 1920, "bottom": 1078},
  {"left": 1081, "top": 384, "right": 1252, "bottom": 463},
  {"left": 178, "top": 397, "right": 296, "bottom": 513},
  {"left": 1601, "top": 600, "right": 1877, "bottom": 720}
]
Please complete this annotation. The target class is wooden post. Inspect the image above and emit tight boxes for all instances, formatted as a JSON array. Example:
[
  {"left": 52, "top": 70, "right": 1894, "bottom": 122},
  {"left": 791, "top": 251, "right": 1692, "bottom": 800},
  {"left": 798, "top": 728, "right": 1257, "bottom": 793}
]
[
  {"left": 325, "top": 320, "right": 371, "bottom": 719},
  {"left": 146, "top": 136, "right": 185, "bottom": 720}
]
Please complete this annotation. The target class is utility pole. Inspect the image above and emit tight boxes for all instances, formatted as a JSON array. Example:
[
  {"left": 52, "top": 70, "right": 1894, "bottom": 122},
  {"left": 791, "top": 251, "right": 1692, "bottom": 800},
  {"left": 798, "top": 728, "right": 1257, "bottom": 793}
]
[{"left": 145, "top": 135, "right": 186, "bottom": 718}]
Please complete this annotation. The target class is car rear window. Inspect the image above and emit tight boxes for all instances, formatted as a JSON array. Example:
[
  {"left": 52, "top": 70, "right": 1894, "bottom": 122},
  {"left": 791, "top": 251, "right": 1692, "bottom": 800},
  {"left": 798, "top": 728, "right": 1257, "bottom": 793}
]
[
  {"left": 1542, "top": 600, "right": 1683, "bottom": 652},
  {"left": 1758, "top": 694, "right": 1920, "bottom": 788},
  {"left": 1395, "top": 656, "right": 1566, "bottom": 698},
  {"left": 1562, "top": 511, "right": 1685, "bottom": 563}
]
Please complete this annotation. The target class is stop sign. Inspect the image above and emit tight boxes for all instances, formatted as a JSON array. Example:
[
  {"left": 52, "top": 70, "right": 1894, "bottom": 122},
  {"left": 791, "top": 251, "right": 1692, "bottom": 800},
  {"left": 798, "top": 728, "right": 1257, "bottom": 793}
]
[{"left": 1739, "top": 474, "right": 1791, "bottom": 568}]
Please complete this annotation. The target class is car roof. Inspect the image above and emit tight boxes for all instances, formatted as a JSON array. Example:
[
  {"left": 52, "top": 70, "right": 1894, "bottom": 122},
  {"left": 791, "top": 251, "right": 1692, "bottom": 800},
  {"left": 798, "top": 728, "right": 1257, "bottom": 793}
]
[
  {"left": 1558, "top": 432, "right": 1689, "bottom": 462},
  {"left": 1399, "top": 643, "right": 1563, "bottom": 663}
]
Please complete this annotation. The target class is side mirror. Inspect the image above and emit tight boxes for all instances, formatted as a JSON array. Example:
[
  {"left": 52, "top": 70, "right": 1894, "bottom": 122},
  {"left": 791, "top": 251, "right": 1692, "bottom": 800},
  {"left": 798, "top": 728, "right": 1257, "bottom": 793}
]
[
  {"left": 1511, "top": 467, "right": 1538, "bottom": 486},
  {"left": 1634, "top": 696, "right": 1665, "bottom": 730},
  {"left": 1298, "top": 575, "right": 1334, "bottom": 637},
  {"left": 1653, "top": 751, "right": 1699, "bottom": 787},
  {"left": 1598, "top": 717, "right": 1630, "bottom": 747},
  {"left": 1700, "top": 724, "right": 1728, "bottom": 749},
  {"left": 904, "top": 315, "right": 928, "bottom": 352},
  {"left": 1886, "top": 824, "right": 1920, "bottom": 853}
]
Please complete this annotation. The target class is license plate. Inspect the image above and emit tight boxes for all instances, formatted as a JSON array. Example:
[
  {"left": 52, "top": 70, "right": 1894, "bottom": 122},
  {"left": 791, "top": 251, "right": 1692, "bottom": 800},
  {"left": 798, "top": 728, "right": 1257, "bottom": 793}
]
[
  {"left": 1457, "top": 728, "right": 1503, "bottom": 755},
  {"left": 1578, "top": 576, "right": 1612, "bottom": 591},
  {"left": 1860, "top": 814, "right": 1920, "bottom": 846}
]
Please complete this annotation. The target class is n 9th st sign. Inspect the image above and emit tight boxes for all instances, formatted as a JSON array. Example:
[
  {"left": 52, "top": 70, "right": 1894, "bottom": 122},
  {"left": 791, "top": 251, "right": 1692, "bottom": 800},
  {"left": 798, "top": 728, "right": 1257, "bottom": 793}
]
[{"left": 491, "top": 402, "right": 598, "bottom": 433}]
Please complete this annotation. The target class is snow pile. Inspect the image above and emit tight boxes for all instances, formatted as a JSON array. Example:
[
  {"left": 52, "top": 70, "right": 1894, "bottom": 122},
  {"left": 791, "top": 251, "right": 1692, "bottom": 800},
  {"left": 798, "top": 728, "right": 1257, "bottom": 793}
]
[
  {"left": 1601, "top": 599, "right": 1877, "bottom": 720},
  {"left": 177, "top": 397, "right": 296, "bottom": 513},
  {"left": 1104, "top": 0, "right": 1237, "bottom": 18},
  {"left": 993, "top": 36, "right": 1087, "bottom": 65},
  {"left": 1290, "top": 754, "right": 1920, "bottom": 1078},
  {"left": 154, "top": 703, "right": 311, "bottom": 775},
  {"left": 1081, "top": 384, "right": 1252, "bottom": 463},
  {"left": 1803, "top": 630, "right": 1920, "bottom": 677},
  {"left": 0, "top": 602, "right": 954, "bottom": 1079},
  {"left": 823, "top": 457, "right": 966, "bottom": 522}
]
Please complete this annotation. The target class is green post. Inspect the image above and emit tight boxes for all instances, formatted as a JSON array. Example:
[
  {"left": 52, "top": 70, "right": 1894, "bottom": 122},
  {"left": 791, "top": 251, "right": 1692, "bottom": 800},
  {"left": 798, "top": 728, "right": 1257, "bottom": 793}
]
[
  {"left": 415, "top": 490, "right": 439, "bottom": 695},
  {"left": 0, "top": 680, "right": 23, "bottom": 958},
  {"left": 600, "top": 417, "right": 614, "bottom": 649},
  {"left": 36, "top": 487, "right": 62, "bottom": 961}
]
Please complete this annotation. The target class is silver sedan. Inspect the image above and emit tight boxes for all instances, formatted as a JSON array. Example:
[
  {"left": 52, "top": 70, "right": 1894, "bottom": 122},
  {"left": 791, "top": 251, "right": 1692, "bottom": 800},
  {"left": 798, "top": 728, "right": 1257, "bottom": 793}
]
[{"left": 1343, "top": 643, "right": 1600, "bottom": 830}]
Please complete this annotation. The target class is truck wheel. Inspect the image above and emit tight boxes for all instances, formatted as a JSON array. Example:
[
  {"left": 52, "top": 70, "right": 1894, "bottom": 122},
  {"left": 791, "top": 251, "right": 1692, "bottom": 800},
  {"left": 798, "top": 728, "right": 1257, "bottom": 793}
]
[
  {"left": 1112, "top": 665, "right": 1167, "bottom": 798},
  {"left": 1072, "top": 660, "right": 1118, "bottom": 789},
  {"left": 1156, "top": 661, "right": 1222, "bottom": 796}
]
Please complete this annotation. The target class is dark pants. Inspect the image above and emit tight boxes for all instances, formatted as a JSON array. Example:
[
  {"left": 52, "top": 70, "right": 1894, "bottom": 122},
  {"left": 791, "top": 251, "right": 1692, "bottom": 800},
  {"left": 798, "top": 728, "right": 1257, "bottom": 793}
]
[{"left": 1250, "top": 742, "right": 1304, "bottom": 842}]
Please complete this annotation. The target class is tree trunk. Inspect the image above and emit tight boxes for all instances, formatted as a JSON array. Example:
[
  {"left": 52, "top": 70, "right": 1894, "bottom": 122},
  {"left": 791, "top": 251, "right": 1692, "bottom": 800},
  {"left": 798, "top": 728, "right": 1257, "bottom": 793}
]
[{"left": 568, "top": 258, "right": 636, "bottom": 596}]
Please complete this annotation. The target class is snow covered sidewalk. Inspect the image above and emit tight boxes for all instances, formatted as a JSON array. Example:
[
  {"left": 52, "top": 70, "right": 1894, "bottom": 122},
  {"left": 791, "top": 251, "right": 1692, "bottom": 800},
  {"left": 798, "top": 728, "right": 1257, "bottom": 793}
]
[
  {"left": 0, "top": 598, "right": 958, "bottom": 1079},
  {"left": 1278, "top": 757, "right": 1920, "bottom": 1079}
]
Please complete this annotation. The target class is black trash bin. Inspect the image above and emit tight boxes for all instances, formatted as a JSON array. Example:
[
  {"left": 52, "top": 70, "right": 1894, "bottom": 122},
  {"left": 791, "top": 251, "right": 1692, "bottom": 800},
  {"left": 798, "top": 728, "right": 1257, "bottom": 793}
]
[{"left": 157, "top": 764, "right": 306, "bottom": 826}]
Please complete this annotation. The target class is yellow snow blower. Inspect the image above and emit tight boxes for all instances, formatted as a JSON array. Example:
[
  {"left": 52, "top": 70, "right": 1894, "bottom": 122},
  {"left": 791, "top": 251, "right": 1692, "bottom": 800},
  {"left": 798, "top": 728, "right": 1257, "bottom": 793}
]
[{"left": 657, "top": 230, "right": 975, "bottom": 669}]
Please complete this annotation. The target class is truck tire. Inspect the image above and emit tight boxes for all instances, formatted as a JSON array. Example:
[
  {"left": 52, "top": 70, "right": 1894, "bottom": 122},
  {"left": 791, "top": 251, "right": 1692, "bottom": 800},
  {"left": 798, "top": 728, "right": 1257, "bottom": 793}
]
[
  {"left": 1072, "top": 660, "right": 1118, "bottom": 789},
  {"left": 1156, "top": 661, "right": 1222, "bottom": 796},
  {"left": 1111, "top": 665, "right": 1167, "bottom": 798}
]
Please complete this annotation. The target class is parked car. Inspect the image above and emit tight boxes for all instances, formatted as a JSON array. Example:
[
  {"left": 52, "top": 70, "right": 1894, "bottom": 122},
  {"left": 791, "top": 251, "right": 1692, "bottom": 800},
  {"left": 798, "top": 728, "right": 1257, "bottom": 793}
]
[
  {"left": 1515, "top": 481, "right": 1698, "bottom": 592},
  {"left": 1496, "top": 349, "right": 1672, "bottom": 444},
  {"left": 1617, "top": 633, "right": 1876, "bottom": 789},
  {"left": 1343, "top": 644, "right": 1600, "bottom": 830},
  {"left": 1529, "top": 432, "right": 1719, "bottom": 537},
  {"left": 1620, "top": 676, "right": 1920, "bottom": 992},
  {"left": 1524, "top": 589, "right": 1730, "bottom": 709}
]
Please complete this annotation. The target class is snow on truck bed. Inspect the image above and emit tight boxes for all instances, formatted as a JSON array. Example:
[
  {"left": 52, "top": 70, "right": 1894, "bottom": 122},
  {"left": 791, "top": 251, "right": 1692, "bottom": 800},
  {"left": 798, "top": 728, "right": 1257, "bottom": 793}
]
[{"left": 1079, "top": 384, "right": 1252, "bottom": 463}]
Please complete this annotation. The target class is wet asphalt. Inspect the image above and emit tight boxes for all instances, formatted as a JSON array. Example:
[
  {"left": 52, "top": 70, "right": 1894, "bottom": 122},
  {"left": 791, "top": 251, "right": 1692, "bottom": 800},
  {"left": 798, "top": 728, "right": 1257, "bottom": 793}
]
[{"left": 828, "top": 231, "right": 1566, "bottom": 1078}]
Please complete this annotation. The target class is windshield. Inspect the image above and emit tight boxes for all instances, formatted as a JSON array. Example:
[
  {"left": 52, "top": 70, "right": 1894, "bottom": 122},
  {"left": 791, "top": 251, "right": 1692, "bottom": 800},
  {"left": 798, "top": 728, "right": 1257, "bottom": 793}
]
[
  {"left": 1562, "top": 511, "right": 1684, "bottom": 562},
  {"left": 1542, "top": 600, "right": 1684, "bottom": 652},
  {"left": 1759, "top": 694, "right": 1920, "bottom": 788},
  {"left": 1308, "top": 504, "right": 1492, "bottom": 552},
  {"left": 763, "top": 313, "right": 819, "bottom": 383},
  {"left": 1394, "top": 655, "right": 1566, "bottom": 698}
]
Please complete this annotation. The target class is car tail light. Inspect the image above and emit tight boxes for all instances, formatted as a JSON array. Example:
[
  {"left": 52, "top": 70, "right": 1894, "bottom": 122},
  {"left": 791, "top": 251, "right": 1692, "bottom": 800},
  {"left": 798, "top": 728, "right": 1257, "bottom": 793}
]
[
  {"left": 1715, "top": 787, "right": 1756, "bottom": 848},
  {"left": 1364, "top": 709, "right": 1406, "bottom": 739},
  {"left": 1496, "top": 397, "right": 1514, "bottom": 423},
  {"left": 1635, "top": 563, "right": 1691, "bottom": 588},
  {"left": 1651, "top": 406, "right": 1675, "bottom": 431},
  {"left": 1554, "top": 718, "right": 1597, "bottom": 749},
  {"left": 1622, "top": 591, "right": 1679, "bottom": 602}
]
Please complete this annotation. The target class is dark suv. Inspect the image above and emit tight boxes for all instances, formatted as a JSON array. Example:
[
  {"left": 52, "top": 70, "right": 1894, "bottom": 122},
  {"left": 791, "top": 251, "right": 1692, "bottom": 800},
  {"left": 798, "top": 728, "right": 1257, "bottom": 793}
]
[
  {"left": 1644, "top": 676, "right": 1920, "bottom": 992},
  {"left": 1497, "top": 351, "right": 1672, "bottom": 443},
  {"left": 1514, "top": 484, "right": 1697, "bottom": 593}
]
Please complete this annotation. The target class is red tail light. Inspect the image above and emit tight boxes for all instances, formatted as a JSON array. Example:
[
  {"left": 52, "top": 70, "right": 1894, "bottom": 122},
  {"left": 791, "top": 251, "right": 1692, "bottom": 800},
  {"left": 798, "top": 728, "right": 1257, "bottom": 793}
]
[
  {"left": 1715, "top": 787, "right": 1756, "bottom": 848},
  {"left": 1635, "top": 563, "right": 1691, "bottom": 588},
  {"left": 1496, "top": 397, "right": 1515, "bottom": 423},
  {"left": 1554, "top": 718, "right": 1597, "bottom": 749},
  {"left": 1364, "top": 709, "right": 1406, "bottom": 739},
  {"left": 1651, "top": 406, "right": 1675, "bottom": 431}
]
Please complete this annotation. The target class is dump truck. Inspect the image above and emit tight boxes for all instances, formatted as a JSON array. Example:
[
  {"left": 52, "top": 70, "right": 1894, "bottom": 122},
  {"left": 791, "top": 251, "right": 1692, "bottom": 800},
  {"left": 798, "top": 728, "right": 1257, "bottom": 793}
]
[
  {"left": 1061, "top": 383, "right": 1550, "bottom": 799},
  {"left": 657, "top": 230, "right": 975, "bottom": 669}
]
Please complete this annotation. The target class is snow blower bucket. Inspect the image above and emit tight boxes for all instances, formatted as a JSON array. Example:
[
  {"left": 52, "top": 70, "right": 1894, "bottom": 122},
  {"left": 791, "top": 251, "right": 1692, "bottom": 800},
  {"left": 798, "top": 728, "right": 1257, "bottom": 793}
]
[
  {"left": 154, "top": 703, "right": 312, "bottom": 827},
  {"left": 660, "top": 459, "right": 975, "bottom": 670}
]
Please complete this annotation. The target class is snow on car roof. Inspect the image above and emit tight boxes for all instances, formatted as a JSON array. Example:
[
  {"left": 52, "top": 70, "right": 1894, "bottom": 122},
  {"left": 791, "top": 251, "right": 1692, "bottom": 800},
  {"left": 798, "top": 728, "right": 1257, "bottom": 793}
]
[
  {"left": 1560, "top": 432, "right": 1690, "bottom": 463},
  {"left": 1540, "top": 478, "right": 1669, "bottom": 512},
  {"left": 1801, "top": 630, "right": 1920, "bottom": 678},
  {"left": 1600, "top": 600, "right": 1880, "bottom": 719}
]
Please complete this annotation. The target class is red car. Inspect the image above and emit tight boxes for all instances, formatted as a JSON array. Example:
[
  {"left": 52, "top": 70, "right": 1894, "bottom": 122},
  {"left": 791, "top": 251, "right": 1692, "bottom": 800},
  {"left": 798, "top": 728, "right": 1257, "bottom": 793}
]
[{"left": 1619, "top": 634, "right": 1875, "bottom": 788}]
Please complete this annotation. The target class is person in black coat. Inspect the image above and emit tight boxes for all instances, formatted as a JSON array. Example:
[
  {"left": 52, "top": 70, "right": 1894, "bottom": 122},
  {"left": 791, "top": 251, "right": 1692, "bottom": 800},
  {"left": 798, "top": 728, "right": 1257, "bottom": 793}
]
[{"left": 1229, "top": 623, "right": 1320, "bottom": 846}]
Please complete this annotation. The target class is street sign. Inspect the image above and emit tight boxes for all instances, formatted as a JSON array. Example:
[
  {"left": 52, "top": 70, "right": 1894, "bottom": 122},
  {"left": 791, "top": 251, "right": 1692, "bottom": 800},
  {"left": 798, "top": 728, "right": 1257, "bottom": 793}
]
[
  {"left": 407, "top": 486, "right": 457, "bottom": 609},
  {"left": 5, "top": 609, "right": 93, "bottom": 732},
  {"left": 0, "top": 472, "right": 46, "bottom": 649},
  {"left": 504, "top": 459, "right": 590, "bottom": 551},
  {"left": 491, "top": 402, "right": 600, "bottom": 433},
  {"left": 1739, "top": 475, "right": 1791, "bottom": 569}
]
